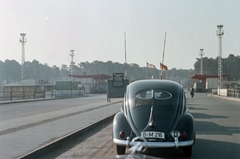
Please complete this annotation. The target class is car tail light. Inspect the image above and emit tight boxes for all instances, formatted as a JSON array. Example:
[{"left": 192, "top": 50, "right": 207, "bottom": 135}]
[
  {"left": 119, "top": 131, "right": 125, "bottom": 138},
  {"left": 182, "top": 132, "right": 187, "bottom": 139}
]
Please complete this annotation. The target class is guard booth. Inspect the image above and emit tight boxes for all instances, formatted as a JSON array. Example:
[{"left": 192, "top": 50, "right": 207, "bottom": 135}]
[{"left": 107, "top": 73, "right": 129, "bottom": 102}]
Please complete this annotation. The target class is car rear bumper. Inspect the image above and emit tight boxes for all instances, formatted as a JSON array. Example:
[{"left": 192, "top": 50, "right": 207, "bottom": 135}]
[{"left": 113, "top": 138, "right": 194, "bottom": 148}]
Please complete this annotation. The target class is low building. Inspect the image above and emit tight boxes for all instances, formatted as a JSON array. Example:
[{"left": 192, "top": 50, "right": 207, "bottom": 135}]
[
  {"left": 2, "top": 79, "right": 54, "bottom": 100},
  {"left": 68, "top": 74, "right": 112, "bottom": 93},
  {"left": 190, "top": 74, "right": 230, "bottom": 91},
  {"left": 54, "top": 81, "right": 84, "bottom": 98}
]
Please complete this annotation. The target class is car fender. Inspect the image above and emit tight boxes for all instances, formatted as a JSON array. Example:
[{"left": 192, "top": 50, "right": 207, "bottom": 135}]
[
  {"left": 113, "top": 112, "right": 134, "bottom": 141},
  {"left": 175, "top": 113, "right": 195, "bottom": 142}
]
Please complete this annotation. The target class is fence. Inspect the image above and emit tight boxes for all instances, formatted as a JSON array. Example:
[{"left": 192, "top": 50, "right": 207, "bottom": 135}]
[
  {"left": 227, "top": 89, "right": 240, "bottom": 98},
  {"left": 0, "top": 90, "right": 84, "bottom": 102},
  {"left": 212, "top": 89, "right": 240, "bottom": 98},
  {"left": 0, "top": 90, "right": 53, "bottom": 101},
  {"left": 54, "top": 90, "right": 84, "bottom": 98}
]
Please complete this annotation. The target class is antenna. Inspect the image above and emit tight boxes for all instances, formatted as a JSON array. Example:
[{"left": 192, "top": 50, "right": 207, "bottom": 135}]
[
  {"left": 199, "top": 49, "right": 204, "bottom": 75},
  {"left": 20, "top": 33, "right": 27, "bottom": 81},
  {"left": 216, "top": 25, "right": 224, "bottom": 95}
]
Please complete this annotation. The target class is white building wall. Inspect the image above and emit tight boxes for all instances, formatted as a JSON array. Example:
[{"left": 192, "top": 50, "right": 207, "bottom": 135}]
[{"left": 206, "top": 78, "right": 218, "bottom": 89}]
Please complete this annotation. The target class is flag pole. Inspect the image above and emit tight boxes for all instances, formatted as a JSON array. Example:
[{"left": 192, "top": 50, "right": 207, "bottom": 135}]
[
  {"left": 146, "top": 62, "right": 148, "bottom": 79},
  {"left": 124, "top": 32, "right": 127, "bottom": 80},
  {"left": 160, "top": 32, "right": 167, "bottom": 79}
]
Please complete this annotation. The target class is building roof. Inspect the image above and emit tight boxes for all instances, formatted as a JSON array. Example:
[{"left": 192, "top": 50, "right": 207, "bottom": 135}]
[
  {"left": 3, "top": 79, "right": 54, "bottom": 87},
  {"left": 190, "top": 74, "right": 230, "bottom": 80},
  {"left": 69, "top": 74, "right": 112, "bottom": 80}
]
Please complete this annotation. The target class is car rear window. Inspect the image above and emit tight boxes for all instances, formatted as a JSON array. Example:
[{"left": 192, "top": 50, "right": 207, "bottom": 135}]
[
  {"left": 154, "top": 90, "right": 172, "bottom": 100},
  {"left": 135, "top": 89, "right": 172, "bottom": 106},
  {"left": 135, "top": 90, "right": 153, "bottom": 99}
]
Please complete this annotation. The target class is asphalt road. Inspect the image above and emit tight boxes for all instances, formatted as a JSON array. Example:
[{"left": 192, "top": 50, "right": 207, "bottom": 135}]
[
  {"left": 188, "top": 93, "right": 240, "bottom": 159},
  {"left": 52, "top": 93, "right": 240, "bottom": 159}
]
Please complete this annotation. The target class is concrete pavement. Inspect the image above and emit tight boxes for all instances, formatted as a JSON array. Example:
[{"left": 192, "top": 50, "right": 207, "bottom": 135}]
[
  {"left": 209, "top": 94, "right": 240, "bottom": 102},
  {"left": 0, "top": 97, "right": 123, "bottom": 159}
]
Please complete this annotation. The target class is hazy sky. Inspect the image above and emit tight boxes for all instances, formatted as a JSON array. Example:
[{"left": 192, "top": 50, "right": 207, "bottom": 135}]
[{"left": 1, "top": 0, "right": 239, "bottom": 70}]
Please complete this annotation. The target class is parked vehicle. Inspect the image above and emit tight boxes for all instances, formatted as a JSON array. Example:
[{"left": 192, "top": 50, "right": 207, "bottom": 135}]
[{"left": 113, "top": 79, "right": 195, "bottom": 157}]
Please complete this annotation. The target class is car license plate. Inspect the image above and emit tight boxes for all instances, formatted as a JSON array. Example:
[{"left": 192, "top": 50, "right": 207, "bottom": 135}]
[{"left": 141, "top": 131, "right": 165, "bottom": 139}]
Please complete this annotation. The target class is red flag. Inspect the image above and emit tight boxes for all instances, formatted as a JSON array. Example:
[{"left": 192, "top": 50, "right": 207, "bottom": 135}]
[
  {"left": 160, "top": 63, "right": 168, "bottom": 70},
  {"left": 147, "top": 62, "right": 155, "bottom": 69}
]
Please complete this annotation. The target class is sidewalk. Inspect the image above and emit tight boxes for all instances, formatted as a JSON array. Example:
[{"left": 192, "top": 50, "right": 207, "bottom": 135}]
[
  {"left": 0, "top": 97, "right": 55, "bottom": 105},
  {"left": 209, "top": 94, "right": 240, "bottom": 102},
  {"left": 0, "top": 94, "right": 90, "bottom": 105},
  {"left": 0, "top": 98, "right": 122, "bottom": 159}
]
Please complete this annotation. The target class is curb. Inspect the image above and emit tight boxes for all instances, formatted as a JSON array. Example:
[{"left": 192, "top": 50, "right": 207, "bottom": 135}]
[
  {"left": 0, "top": 94, "right": 91, "bottom": 105},
  {"left": 209, "top": 94, "right": 240, "bottom": 102},
  {"left": 16, "top": 114, "right": 115, "bottom": 159}
]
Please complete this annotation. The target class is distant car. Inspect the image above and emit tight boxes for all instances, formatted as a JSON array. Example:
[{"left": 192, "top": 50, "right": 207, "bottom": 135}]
[{"left": 113, "top": 80, "right": 195, "bottom": 157}]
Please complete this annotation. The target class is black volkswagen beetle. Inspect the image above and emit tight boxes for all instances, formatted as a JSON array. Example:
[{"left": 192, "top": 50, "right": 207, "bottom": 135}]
[{"left": 113, "top": 80, "right": 195, "bottom": 157}]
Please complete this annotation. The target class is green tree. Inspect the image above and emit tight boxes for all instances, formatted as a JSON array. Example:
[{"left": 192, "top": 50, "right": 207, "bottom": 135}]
[{"left": 3, "top": 60, "right": 21, "bottom": 82}]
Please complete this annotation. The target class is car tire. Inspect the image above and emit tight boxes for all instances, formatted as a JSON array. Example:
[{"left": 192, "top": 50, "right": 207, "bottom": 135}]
[
  {"left": 183, "top": 146, "right": 192, "bottom": 157},
  {"left": 116, "top": 145, "right": 126, "bottom": 155}
]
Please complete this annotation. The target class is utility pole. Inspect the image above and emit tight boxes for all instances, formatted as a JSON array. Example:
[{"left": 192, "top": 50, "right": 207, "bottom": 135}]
[
  {"left": 199, "top": 49, "right": 204, "bottom": 75},
  {"left": 70, "top": 50, "right": 75, "bottom": 80},
  {"left": 216, "top": 25, "right": 224, "bottom": 95},
  {"left": 20, "top": 33, "right": 26, "bottom": 81}
]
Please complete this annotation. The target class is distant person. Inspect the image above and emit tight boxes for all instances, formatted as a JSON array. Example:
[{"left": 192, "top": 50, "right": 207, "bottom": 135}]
[{"left": 190, "top": 85, "right": 194, "bottom": 98}]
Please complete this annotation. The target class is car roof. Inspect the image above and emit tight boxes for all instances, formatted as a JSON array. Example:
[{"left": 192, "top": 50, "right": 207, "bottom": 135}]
[{"left": 127, "top": 79, "right": 182, "bottom": 96}]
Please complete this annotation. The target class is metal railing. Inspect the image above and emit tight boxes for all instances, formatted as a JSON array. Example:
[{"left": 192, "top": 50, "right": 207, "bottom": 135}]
[
  {"left": 212, "top": 89, "right": 240, "bottom": 98},
  {"left": 0, "top": 90, "right": 53, "bottom": 101},
  {"left": 227, "top": 89, "right": 240, "bottom": 98},
  {"left": 0, "top": 90, "right": 85, "bottom": 102}
]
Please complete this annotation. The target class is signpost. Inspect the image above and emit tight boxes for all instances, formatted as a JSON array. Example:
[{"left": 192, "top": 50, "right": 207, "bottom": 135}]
[{"left": 107, "top": 73, "right": 129, "bottom": 102}]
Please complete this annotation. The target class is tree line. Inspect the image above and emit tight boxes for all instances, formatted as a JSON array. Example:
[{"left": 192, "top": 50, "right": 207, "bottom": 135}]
[
  {"left": 194, "top": 54, "right": 240, "bottom": 81},
  {"left": 0, "top": 54, "right": 239, "bottom": 88}
]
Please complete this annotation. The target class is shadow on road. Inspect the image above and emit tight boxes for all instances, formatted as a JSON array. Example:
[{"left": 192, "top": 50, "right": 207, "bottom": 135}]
[
  {"left": 191, "top": 112, "right": 227, "bottom": 119},
  {"left": 188, "top": 106, "right": 208, "bottom": 111},
  {"left": 140, "top": 138, "right": 240, "bottom": 159},
  {"left": 195, "top": 120, "right": 240, "bottom": 135}
]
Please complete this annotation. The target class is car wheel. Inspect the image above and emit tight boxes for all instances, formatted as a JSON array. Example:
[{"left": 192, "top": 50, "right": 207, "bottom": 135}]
[
  {"left": 116, "top": 145, "right": 126, "bottom": 155},
  {"left": 183, "top": 146, "right": 192, "bottom": 157}
]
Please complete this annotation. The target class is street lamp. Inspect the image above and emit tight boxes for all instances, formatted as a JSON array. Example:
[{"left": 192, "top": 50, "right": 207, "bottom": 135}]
[{"left": 216, "top": 25, "right": 224, "bottom": 95}]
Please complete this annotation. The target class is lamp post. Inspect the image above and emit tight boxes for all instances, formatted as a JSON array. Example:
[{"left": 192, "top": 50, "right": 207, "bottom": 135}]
[
  {"left": 199, "top": 49, "right": 204, "bottom": 75},
  {"left": 216, "top": 25, "right": 224, "bottom": 95},
  {"left": 20, "top": 33, "right": 26, "bottom": 81}
]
